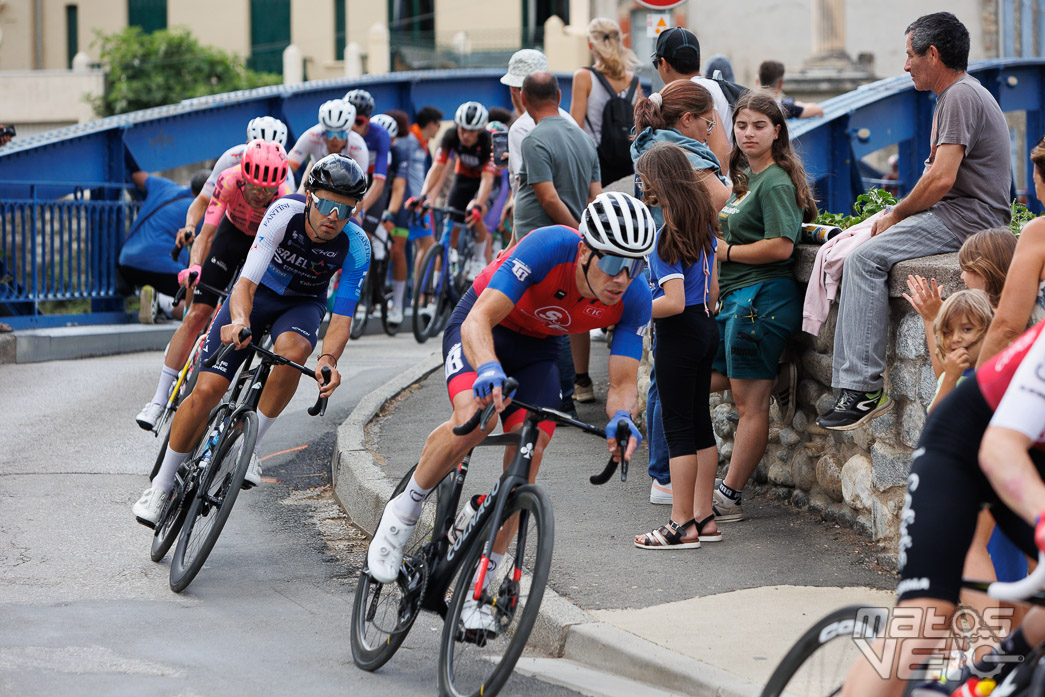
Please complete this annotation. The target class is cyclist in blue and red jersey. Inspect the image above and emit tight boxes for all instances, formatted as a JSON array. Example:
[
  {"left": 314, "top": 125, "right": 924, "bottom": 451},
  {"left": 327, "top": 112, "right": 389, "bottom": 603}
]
[{"left": 366, "top": 193, "right": 656, "bottom": 621}]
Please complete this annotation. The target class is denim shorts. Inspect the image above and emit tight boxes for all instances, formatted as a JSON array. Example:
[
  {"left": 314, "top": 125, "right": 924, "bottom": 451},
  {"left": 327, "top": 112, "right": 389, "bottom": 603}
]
[{"left": 712, "top": 278, "right": 802, "bottom": 380}]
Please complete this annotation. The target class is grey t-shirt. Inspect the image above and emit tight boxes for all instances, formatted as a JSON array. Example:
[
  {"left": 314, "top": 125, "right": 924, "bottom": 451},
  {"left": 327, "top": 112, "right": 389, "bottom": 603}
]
[
  {"left": 927, "top": 74, "right": 1011, "bottom": 234},
  {"left": 514, "top": 116, "right": 600, "bottom": 237}
]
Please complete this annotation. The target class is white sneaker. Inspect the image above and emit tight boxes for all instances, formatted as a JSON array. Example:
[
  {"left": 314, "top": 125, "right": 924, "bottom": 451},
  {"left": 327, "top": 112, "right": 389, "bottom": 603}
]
[
  {"left": 136, "top": 402, "right": 165, "bottom": 431},
  {"left": 461, "top": 596, "right": 498, "bottom": 633},
  {"left": 138, "top": 285, "right": 157, "bottom": 324},
  {"left": 133, "top": 487, "right": 169, "bottom": 528},
  {"left": 366, "top": 497, "right": 417, "bottom": 584},
  {"left": 465, "top": 258, "right": 486, "bottom": 281},
  {"left": 713, "top": 478, "right": 745, "bottom": 522},
  {"left": 650, "top": 479, "right": 673, "bottom": 505},
  {"left": 242, "top": 452, "right": 261, "bottom": 489},
  {"left": 387, "top": 306, "right": 404, "bottom": 325}
]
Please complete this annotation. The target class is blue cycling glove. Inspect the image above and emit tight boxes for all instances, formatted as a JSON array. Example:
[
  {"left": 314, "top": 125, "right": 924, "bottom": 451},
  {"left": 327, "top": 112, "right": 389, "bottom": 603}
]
[
  {"left": 473, "top": 361, "right": 507, "bottom": 400},
  {"left": 606, "top": 409, "right": 643, "bottom": 446}
]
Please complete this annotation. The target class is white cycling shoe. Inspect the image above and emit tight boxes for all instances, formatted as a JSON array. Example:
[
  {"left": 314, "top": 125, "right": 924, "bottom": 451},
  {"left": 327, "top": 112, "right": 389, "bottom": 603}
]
[
  {"left": 242, "top": 452, "right": 261, "bottom": 489},
  {"left": 461, "top": 596, "right": 499, "bottom": 634},
  {"left": 133, "top": 487, "right": 169, "bottom": 528},
  {"left": 386, "top": 306, "right": 404, "bottom": 325},
  {"left": 366, "top": 497, "right": 417, "bottom": 584},
  {"left": 136, "top": 402, "right": 164, "bottom": 431}
]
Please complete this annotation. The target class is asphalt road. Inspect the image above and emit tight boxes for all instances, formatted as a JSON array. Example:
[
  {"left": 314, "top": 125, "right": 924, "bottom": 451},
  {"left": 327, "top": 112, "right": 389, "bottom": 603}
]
[{"left": 0, "top": 334, "right": 591, "bottom": 697}]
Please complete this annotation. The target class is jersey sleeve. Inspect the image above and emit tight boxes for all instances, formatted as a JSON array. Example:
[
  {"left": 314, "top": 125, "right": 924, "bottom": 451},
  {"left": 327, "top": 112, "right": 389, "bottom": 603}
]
[
  {"left": 435, "top": 129, "right": 457, "bottom": 165},
  {"left": 990, "top": 327, "right": 1045, "bottom": 443},
  {"left": 332, "top": 223, "right": 372, "bottom": 316},
  {"left": 287, "top": 128, "right": 316, "bottom": 167},
  {"left": 609, "top": 280, "right": 652, "bottom": 360},
  {"left": 347, "top": 133, "right": 369, "bottom": 174},
  {"left": 371, "top": 126, "right": 391, "bottom": 179},
  {"left": 240, "top": 199, "right": 294, "bottom": 284},
  {"left": 203, "top": 147, "right": 240, "bottom": 199},
  {"left": 203, "top": 168, "right": 236, "bottom": 227},
  {"left": 486, "top": 226, "right": 578, "bottom": 302}
]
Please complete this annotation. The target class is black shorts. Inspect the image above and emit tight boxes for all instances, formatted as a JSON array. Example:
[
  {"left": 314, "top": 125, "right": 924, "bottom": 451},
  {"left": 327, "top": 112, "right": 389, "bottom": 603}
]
[
  {"left": 446, "top": 177, "right": 482, "bottom": 225},
  {"left": 653, "top": 307, "right": 719, "bottom": 457},
  {"left": 118, "top": 265, "right": 180, "bottom": 298},
  {"left": 361, "top": 185, "right": 392, "bottom": 235},
  {"left": 897, "top": 377, "right": 1044, "bottom": 604},
  {"left": 193, "top": 217, "right": 252, "bottom": 307}
]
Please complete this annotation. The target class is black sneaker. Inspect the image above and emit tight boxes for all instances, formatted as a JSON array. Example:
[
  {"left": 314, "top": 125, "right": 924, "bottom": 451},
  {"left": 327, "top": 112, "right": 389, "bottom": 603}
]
[{"left": 816, "top": 388, "right": 892, "bottom": 431}]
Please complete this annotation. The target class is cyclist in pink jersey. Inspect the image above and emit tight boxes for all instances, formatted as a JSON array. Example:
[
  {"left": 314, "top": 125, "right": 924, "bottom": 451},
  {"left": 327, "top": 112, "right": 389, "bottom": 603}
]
[{"left": 136, "top": 140, "right": 291, "bottom": 430}]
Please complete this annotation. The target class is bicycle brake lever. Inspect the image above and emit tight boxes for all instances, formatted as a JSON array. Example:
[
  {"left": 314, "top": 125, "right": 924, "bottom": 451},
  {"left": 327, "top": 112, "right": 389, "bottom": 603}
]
[
  {"left": 203, "top": 327, "right": 250, "bottom": 369},
  {"left": 308, "top": 366, "right": 332, "bottom": 417},
  {"left": 614, "top": 422, "right": 630, "bottom": 483}
]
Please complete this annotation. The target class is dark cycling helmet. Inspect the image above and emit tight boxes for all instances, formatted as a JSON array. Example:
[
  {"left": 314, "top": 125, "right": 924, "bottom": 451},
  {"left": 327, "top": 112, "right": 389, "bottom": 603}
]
[
  {"left": 344, "top": 89, "right": 375, "bottom": 118},
  {"left": 579, "top": 192, "right": 656, "bottom": 258},
  {"left": 307, "top": 153, "right": 368, "bottom": 199}
]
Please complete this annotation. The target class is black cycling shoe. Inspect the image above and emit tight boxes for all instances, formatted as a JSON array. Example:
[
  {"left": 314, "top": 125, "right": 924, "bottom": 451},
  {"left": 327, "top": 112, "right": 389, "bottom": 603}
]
[{"left": 816, "top": 388, "right": 892, "bottom": 431}]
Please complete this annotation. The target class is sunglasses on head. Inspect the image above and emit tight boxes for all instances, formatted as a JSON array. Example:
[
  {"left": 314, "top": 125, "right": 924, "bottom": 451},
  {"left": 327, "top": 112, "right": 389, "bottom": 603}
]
[
  {"left": 354, "top": 116, "right": 367, "bottom": 126},
  {"left": 592, "top": 249, "right": 646, "bottom": 279},
  {"left": 310, "top": 192, "right": 355, "bottom": 220},
  {"left": 324, "top": 129, "right": 347, "bottom": 140}
]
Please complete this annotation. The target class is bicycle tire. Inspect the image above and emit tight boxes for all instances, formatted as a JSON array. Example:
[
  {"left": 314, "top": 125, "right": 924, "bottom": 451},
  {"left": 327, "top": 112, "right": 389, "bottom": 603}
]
[
  {"left": 412, "top": 243, "right": 446, "bottom": 344},
  {"left": 169, "top": 410, "right": 257, "bottom": 593},
  {"left": 351, "top": 464, "right": 446, "bottom": 671},
  {"left": 438, "top": 485, "right": 554, "bottom": 697},
  {"left": 760, "top": 604, "right": 889, "bottom": 697},
  {"left": 150, "top": 467, "right": 192, "bottom": 562},
  {"left": 350, "top": 269, "right": 372, "bottom": 340},
  {"left": 149, "top": 420, "right": 172, "bottom": 480}
]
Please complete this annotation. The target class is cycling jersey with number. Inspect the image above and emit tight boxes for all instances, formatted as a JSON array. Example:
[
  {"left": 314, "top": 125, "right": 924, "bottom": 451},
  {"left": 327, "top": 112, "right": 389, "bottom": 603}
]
[
  {"left": 204, "top": 166, "right": 293, "bottom": 236},
  {"left": 241, "top": 194, "right": 370, "bottom": 316},
  {"left": 287, "top": 125, "right": 369, "bottom": 174},
  {"left": 979, "top": 321, "right": 1045, "bottom": 448},
  {"left": 361, "top": 122, "right": 391, "bottom": 180},
  {"left": 471, "top": 225, "right": 651, "bottom": 360},
  {"left": 202, "top": 143, "right": 297, "bottom": 199},
  {"left": 434, "top": 128, "right": 496, "bottom": 179}
]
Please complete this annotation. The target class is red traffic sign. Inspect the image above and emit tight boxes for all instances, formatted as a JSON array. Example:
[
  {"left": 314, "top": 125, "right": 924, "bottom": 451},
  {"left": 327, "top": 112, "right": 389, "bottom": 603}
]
[{"left": 635, "top": 0, "right": 687, "bottom": 8}]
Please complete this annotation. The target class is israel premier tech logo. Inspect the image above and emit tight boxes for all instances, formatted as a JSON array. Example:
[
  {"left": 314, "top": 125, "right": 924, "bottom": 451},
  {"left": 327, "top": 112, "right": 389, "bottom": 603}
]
[{"left": 534, "top": 306, "right": 571, "bottom": 331}]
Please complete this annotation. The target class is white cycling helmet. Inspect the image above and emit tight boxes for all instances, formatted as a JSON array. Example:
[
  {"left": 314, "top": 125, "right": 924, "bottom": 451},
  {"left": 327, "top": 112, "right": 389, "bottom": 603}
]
[
  {"left": 454, "top": 101, "right": 489, "bottom": 130},
  {"left": 318, "top": 99, "right": 356, "bottom": 131},
  {"left": 370, "top": 113, "right": 398, "bottom": 139},
  {"left": 246, "top": 116, "right": 288, "bottom": 148},
  {"left": 579, "top": 192, "right": 656, "bottom": 258}
]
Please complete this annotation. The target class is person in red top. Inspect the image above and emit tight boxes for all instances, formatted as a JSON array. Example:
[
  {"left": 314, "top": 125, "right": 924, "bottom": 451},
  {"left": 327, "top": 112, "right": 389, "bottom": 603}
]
[{"left": 136, "top": 140, "right": 291, "bottom": 430}]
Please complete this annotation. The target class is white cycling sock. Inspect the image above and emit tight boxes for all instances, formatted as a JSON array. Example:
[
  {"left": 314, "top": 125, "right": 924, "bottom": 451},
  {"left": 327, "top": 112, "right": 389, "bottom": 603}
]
[
  {"left": 255, "top": 411, "right": 276, "bottom": 454},
  {"left": 393, "top": 474, "right": 431, "bottom": 524},
  {"left": 153, "top": 446, "right": 189, "bottom": 494},
  {"left": 156, "top": 292, "right": 175, "bottom": 318},
  {"left": 150, "top": 365, "right": 180, "bottom": 406},
  {"left": 469, "top": 552, "right": 505, "bottom": 591},
  {"left": 392, "top": 280, "right": 406, "bottom": 310}
]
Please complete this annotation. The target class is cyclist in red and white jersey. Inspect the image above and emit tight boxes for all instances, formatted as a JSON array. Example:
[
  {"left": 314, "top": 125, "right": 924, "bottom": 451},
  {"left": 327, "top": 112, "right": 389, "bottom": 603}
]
[
  {"left": 136, "top": 140, "right": 292, "bottom": 430},
  {"left": 842, "top": 321, "right": 1045, "bottom": 695},
  {"left": 287, "top": 99, "right": 368, "bottom": 193}
]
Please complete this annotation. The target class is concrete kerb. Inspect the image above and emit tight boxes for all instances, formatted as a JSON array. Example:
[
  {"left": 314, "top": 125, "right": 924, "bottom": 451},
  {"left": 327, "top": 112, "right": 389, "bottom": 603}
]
[{"left": 328, "top": 355, "right": 763, "bottom": 696}]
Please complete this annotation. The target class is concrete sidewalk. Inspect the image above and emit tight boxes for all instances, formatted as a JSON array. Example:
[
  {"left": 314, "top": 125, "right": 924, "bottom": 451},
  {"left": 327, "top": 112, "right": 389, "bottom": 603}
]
[{"left": 331, "top": 337, "right": 897, "bottom": 696}]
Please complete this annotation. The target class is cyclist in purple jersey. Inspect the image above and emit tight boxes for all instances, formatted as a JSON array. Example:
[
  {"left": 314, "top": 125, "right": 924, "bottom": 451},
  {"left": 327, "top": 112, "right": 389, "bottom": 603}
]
[{"left": 345, "top": 89, "right": 392, "bottom": 233}]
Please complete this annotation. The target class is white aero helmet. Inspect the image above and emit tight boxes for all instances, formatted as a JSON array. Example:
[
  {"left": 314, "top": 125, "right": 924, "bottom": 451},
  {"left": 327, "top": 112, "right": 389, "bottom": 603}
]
[
  {"left": 246, "top": 116, "right": 288, "bottom": 148},
  {"left": 318, "top": 99, "right": 356, "bottom": 131},
  {"left": 370, "top": 113, "right": 398, "bottom": 139},
  {"left": 579, "top": 192, "right": 656, "bottom": 258},
  {"left": 454, "top": 101, "right": 489, "bottom": 130}
]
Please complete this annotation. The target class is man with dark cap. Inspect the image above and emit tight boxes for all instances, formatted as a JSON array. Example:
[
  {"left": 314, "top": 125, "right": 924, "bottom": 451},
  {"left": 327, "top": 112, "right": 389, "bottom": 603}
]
[{"left": 651, "top": 26, "right": 733, "bottom": 144}]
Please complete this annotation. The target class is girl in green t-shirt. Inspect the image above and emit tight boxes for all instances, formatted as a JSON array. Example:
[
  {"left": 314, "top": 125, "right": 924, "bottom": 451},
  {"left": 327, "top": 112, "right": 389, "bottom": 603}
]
[{"left": 709, "top": 92, "right": 818, "bottom": 522}]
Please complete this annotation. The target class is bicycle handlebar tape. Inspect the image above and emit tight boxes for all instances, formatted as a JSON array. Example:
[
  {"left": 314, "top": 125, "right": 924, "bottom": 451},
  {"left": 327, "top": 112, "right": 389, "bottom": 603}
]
[
  {"left": 308, "top": 366, "right": 332, "bottom": 417},
  {"left": 453, "top": 377, "right": 519, "bottom": 436}
]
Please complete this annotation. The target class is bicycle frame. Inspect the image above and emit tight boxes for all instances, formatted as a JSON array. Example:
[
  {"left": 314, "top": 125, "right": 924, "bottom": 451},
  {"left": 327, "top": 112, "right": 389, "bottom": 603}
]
[{"left": 421, "top": 206, "right": 475, "bottom": 307}]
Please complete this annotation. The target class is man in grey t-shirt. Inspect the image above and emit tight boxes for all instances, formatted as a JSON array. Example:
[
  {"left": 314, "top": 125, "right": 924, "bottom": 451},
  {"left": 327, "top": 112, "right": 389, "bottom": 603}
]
[
  {"left": 512, "top": 71, "right": 602, "bottom": 243},
  {"left": 817, "top": 11, "right": 1011, "bottom": 432}
]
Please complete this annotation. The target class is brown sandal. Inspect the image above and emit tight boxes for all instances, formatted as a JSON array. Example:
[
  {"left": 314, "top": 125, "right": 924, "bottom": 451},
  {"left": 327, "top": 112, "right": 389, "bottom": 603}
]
[{"left": 634, "top": 519, "right": 701, "bottom": 550}]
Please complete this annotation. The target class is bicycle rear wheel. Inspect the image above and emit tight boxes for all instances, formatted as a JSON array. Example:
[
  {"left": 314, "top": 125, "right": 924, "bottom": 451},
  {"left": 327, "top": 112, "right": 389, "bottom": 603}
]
[
  {"left": 150, "top": 467, "right": 192, "bottom": 562},
  {"left": 412, "top": 244, "right": 446, "bottom": 344},
  {"left": 169, "top": 411, "right": 257, "bottom": 593},
  {"left": 760, "top": 604, "right": 889, "bottom": 697},
  {"left": 438, "top": 485, "right": 554, "bottom": 697}
]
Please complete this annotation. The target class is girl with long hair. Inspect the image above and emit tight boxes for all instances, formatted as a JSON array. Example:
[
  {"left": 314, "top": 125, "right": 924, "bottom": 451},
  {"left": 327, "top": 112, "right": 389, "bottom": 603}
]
[
  {"left": 633, "top": 142, "right": 722, "bottom": 549},
  {"left": 709, "top": 91, "right": 816, "bottom": 523}
]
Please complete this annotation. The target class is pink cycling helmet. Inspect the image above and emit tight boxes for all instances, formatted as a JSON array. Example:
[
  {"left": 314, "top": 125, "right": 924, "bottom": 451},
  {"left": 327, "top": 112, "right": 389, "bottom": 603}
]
[{"left": 241, "top": 139, "right": 288, "bottom": 188}]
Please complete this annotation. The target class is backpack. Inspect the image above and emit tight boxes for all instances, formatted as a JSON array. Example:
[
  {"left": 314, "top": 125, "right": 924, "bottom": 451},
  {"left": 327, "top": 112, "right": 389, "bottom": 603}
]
[
  {"left": 585, "top": 67, "right": 640, "bottom": 185},
  {"left": 709, "top": 70, "right": 749, "bottom": 110}
]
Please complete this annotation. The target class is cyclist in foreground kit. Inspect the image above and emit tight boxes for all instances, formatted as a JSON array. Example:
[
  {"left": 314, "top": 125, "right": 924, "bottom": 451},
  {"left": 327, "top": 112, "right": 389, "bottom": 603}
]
[
  {"left": 136, "top": 140, "right": 293, "bottom": 430},
  {"left": 133, "top": 155, "right": 371, "bottom": 526},
  {"left": 366, "top": 192, "right": 655, "bottom": 593},
  {"left": 840, "top": 321, "right": 1045, "bottom": 695}
]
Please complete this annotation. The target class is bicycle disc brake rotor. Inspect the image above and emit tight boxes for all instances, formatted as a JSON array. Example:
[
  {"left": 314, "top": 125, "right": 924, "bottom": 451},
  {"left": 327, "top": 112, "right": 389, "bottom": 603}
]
[{"left": 368, "top": 553, "right": 428, "bottom": 636}]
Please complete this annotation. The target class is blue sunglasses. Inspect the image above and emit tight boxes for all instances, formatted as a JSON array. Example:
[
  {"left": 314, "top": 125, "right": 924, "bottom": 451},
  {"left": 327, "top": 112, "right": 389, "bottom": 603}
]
[
  {"left": 593, "top": 250, "right": 646, "bottom": 279},
  {"left": 324, "top": 129, "right": 348, "bottom": 140},
  {"left": 310, "top": 192, "right": 355, "bottom": 220}
]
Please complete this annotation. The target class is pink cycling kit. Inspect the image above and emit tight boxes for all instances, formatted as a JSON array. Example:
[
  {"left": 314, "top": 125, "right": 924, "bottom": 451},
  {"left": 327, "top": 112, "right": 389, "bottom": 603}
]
[{"left": 204, "top": 166, "right": 293, "bottom": 236}]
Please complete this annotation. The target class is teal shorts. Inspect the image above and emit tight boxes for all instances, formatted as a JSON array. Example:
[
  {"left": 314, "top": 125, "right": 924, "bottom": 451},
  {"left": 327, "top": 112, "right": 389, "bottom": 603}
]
[{"left": 712, "top": 277, "right": 801, "bottom": 380}]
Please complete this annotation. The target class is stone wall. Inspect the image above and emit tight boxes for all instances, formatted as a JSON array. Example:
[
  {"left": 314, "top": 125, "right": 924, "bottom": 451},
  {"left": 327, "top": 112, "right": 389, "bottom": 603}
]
[{"left": 709, "top": 245, "right": 963, "bottom": 569}]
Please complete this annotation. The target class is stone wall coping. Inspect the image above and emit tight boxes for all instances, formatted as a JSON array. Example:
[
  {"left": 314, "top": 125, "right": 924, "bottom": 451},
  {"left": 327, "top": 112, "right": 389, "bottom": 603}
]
[{"left": 793, "top": 244, "right": 962, "bottom": 299}]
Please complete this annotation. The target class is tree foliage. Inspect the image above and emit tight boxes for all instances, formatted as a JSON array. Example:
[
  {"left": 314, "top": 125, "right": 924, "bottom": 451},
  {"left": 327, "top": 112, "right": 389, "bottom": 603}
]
[{"left": 90, "top": 26, "right": 281, "bottom": 117}]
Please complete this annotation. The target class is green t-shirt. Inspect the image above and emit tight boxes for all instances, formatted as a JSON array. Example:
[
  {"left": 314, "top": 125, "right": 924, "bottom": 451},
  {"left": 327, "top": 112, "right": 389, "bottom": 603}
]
[{"left": 718, "top": 164, "right": 802, "bottom": 298}]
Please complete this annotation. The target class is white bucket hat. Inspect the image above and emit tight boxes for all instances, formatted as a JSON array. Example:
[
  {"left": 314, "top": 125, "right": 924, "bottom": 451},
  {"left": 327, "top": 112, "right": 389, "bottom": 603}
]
[{"left": 500, "top": 49, "right": 549, "bottom": 87}]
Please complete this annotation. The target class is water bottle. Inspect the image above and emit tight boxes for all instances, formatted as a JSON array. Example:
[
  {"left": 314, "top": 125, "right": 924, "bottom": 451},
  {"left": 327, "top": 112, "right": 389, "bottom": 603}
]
[
  {"left": 449, "top": 248, "right": 461, "bottom": 277},
  {"left": 447, "top": 494, "right": 485, "bottom": 543},
  {"left": 800, "top": 223, "right": 843, "bottom": 245}
]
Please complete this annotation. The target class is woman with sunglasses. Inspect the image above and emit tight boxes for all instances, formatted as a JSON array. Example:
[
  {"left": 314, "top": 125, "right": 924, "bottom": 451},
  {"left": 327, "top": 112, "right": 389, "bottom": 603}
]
[
  {"left": 287, "top": 99, "right": 369, "bottom": 196},
  {"left": 708, "top": 92, "right": 817, "bottom": 524},
  {"left": 633, "top": 142, "right": 721, "bottom": 550},
  {"left": 134, "top": 154, "right": 371, "bottom": 526}
]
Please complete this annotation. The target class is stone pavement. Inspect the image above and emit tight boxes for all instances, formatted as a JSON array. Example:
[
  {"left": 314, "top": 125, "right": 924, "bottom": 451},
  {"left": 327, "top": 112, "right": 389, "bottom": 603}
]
[{"left": 332, "top": 334, "right": 898, "bottom": 696}]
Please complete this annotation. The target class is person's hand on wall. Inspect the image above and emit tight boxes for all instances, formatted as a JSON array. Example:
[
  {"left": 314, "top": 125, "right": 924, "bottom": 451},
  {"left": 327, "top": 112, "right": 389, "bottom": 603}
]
[{"left": 902, "top": 274, "right": 943, "bottom": 322}]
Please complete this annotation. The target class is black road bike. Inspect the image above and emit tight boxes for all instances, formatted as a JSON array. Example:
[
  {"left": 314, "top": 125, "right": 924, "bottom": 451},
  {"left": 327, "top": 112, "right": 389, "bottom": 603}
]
[
  {"left": 350, "top": 378, "right": 630, "bottom": 697},
  {"left": 410, "top": 205, "right": 480, "bottom": 344},
  {"left": 350, "top": 226, "right": 400, "bottom": 339},
  {"left": 148, "top": 328, "right": 330, "bottom": 593}
]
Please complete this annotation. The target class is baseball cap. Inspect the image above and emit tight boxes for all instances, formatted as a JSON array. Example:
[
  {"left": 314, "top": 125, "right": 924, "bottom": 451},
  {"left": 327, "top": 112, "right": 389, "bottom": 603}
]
[
  {"left": 501, "top": 49, "right": 548, "bottom": 87},
  {"left": 653, "top": 26, "right": 700, "bottom": 62}
]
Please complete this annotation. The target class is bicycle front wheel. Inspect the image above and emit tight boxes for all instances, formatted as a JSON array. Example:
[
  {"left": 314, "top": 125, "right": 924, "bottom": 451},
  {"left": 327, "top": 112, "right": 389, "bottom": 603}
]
[
  {"left": 439, "top": 485, "right": 554, "bottom": 697},
  {"left": 412, "top": 243, "right": 446, "bottom": 344},
  {"left": 169, "top": 411, "right": 257, "bottom": 593},
  {"left": 150, "top": 468, "right": 192, "bottom": 562},
  {"left": 760, "top": 604, "right": 889, "bottom": 697}
]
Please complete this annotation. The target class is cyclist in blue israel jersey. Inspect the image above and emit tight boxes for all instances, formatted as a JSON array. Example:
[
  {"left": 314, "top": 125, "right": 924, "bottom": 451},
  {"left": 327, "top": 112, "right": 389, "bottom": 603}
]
[
  {"left": 133, "top": 155, "right": 371, "bottom": 527},
  {"left": 366, "top": 192, "right": 657, "bottom": 593}
]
